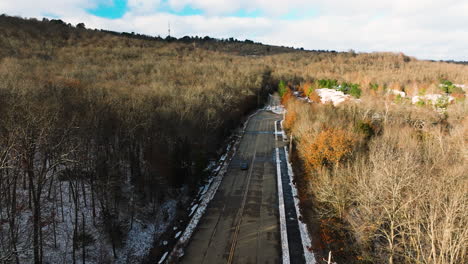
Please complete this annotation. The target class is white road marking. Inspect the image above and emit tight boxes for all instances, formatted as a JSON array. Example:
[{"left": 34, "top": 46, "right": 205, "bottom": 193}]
[
  {"left": 284, "top": 146, "right": 316, "bottom": 264},
  {"left": 276, "top": 147, "right": 290, "bottom": 264}
]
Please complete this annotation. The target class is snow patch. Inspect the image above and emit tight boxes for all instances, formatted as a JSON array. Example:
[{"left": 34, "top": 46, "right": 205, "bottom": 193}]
[
  {"left": 189, "top": 204, "right": 198, "bottom": 216},
  {"left": 115, "top": 199, "right": 177, "bottom": 264},
  {"left": 158, "top": 252, "right": 168, "bottom": 264},
  {"left": 412, "top": 94, "right": 454, "bottom": 104},
  {"left": 284, "top": 146, "right": 316, "bottom": 264},
  {"left": 388, "top": 89, "right": 406, "bottom": 97},
  {"left": 279, "top": 120, "right": 288, "bottom": 141},
  {"left": 267, "top": 105, "right": 286, "bottom": 115},
  {"left": 315, "top": 88, "right": 351, "bottom": 106},
  {"left": 220, "top": 153, "right": 227, "bottom": 162}
]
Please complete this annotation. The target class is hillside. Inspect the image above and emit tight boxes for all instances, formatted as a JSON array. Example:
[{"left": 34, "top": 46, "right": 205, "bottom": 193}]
[
  {"left": 0, "top": 15, "right": 280, "bottom": 263},
  {"left": 0, "top": 15, "right": 467, "bottom": 264}
]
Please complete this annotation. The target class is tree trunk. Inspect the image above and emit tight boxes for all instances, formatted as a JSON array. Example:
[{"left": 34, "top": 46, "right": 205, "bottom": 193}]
[
  {"left": 29, "top": 168, "right": 42, "bottom": 264},
  {"left": 82, "top": 212, "right": 86, "bottom": 264}
]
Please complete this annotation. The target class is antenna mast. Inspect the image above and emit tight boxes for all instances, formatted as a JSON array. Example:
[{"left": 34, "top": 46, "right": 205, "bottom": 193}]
[{"left": 168, "top": 21, "right": 171, "bottom": 37}]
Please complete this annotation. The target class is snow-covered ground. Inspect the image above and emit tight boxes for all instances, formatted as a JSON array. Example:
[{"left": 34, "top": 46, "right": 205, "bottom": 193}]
[
  {"left": 0, "top": 172, "right": 179, "bottom": 264},
  {"left": 116, "top": 199, "right": 177, "bottom": 264},
  {"left": 412, "top": 94, "right": 454, "bottom": 105},
  {"left": 315, "top": 88, "right": 351, "bottom": 106},
  {"left": 388, "top": 89, "right": 406, "bottom": 97}
]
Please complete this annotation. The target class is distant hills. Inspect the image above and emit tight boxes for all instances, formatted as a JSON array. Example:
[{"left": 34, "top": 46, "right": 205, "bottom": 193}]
[{"left": 0, "top": 14, "right": 343, "bottom": 56}]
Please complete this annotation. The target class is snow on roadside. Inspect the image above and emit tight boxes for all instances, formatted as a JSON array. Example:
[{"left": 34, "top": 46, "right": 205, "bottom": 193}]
[
  {"left": 284, "top": 146, "right": 316, "bottom": 264},
  {"left": 189, "top": 204, "right": 198, "bottom": 217},
  {"left": 266, "top": 105, "right": 286, "bottom": 115},
  {"left": 165, "top": 108, "right": 265, "bottom": 262},
  {"left": 158, "top": 252, "right": 168, "bottom": 264},
  {"left": 279, "top": 120, "right": 287, "bottom": 141}
]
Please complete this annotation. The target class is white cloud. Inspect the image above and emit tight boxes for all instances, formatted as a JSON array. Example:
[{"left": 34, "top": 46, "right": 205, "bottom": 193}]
[
  {"left": 0, "top": 0, "right": 467, "bottom": 60},
  {"left": 0, "top": 0, "right": 97, "bottom": 17},
  {"left": 127, "top": 0, "right": 161, "bottom": 14}
]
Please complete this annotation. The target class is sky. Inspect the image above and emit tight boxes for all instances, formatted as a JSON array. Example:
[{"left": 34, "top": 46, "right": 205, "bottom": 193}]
[{"left": 1, "top": 0, "right": 468, "bottom": 61}]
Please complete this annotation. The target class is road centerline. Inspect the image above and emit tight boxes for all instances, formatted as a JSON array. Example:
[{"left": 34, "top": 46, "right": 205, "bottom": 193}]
[
  {"left": 180, "top": 111, "right": 281, "bottom": 264},
  {"left": 227, "top": 117, "right": 261, "bottom": 264}
]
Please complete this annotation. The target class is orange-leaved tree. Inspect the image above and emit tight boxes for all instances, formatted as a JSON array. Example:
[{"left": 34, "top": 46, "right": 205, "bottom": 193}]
[
  {"left": 281, "top": 88, "right": 293, "bottom": 105},
  {"left": 302, "top": 127, "right": 356, "bottom": 171},
  {"left": 300, "top": 82, "right": 321, "bottom": 103},
  {"left": 301, "top": 82, "right": 313, "bottom": 97},
  {"left": 284, "top": 106, "right": 297, "bottom": 130}
]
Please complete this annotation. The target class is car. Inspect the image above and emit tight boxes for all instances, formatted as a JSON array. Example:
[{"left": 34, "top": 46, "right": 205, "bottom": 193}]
[{"left": 240, "top": 161, "right": 249, "bottom": 170}]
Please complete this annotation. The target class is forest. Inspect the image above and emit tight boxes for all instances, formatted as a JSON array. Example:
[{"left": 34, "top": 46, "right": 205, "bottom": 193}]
[
  {"left": 0, "top": 15, "right": 277, "bottom": 263},
  {"left": 280, "top": 77, "right": 466, "bottom": 263},
  {"left": 0, "top": 15, "right": 467, "bottom": 263}
]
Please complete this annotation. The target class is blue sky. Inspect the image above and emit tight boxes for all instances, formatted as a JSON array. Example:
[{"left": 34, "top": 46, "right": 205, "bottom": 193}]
[
  {"left": 88, "top": 0, "right": 128, "bottom": 19},
  {"left": 1, "top": 0, "right": 468, "bottom": 60}
]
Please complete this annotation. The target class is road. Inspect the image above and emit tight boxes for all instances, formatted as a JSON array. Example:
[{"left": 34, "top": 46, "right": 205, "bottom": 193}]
[{"left": 180, "top": 110, "right": 307, "bottom": 264}]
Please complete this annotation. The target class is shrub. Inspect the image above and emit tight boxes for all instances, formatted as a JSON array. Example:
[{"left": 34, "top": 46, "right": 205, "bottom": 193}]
[
  {"left": 278, "top": 80, "right": 287, "bottom": 97},
  {"left": 356, "top": 120, "right": 374, "bottom": 139},
  {"left": 394, "top": 94, "right": 403, "bottom": 103},
  {"left": 439, "top": 80, "right": 465, "bottom": 94},
  {"left": 435, "top": 95, "right": 450, "bottom": 109},
  {"left": 451, "top": 86, "right": 465, "bottom": 94},
  {"left": 369, "top": 83, "right": 379, "bottom": 91},
  {"left": 338, "top": 82, "right": 362, "bottom": 98},
  {"left": 348, "top": 84, "right": 362, "bottom": 98},
  {"left": 302, "top": 82, "right": 314, "bottom": 97},
  {"left": 317, "top": 79, "right": 338, "bottom": 88},
  {"left": 416, "top": 100, "right": 426, "bottom": 107}
]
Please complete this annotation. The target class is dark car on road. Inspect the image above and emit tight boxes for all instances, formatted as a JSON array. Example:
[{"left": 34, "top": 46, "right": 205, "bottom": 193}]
[{"left": 240, "top": 161, "right": 249, "bottom": 170}]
